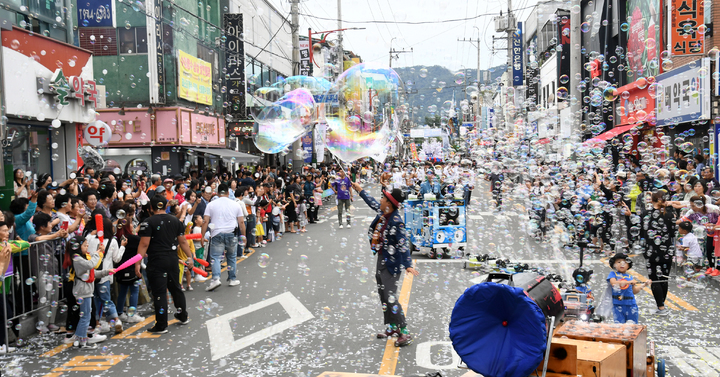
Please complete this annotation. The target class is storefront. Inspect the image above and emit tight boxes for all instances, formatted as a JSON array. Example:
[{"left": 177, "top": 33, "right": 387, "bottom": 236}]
[
  {"left": 611, "top": 77, "right": 662, "bottom": 158},
  {"left": 1, "top": 27, "right": 97, "bottom": 204},
  {"left": 94, "top": 107, "right": 259, "bottom": 176}
]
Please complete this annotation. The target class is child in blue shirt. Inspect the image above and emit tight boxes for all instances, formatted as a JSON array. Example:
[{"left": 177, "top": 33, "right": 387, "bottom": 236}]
[{"left": 607, "top": 253, "right": 648, "bottom": 324}]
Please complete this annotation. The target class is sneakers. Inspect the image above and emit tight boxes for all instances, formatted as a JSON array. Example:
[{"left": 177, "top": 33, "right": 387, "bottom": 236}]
[
  {"left": 194, "top": 275, "right": 207, "bottom": 283},
  {"left": 97, "top": 321, "right": 112, "bottom": 334},
  {"left": 62, "top": 334, "right": 76, "bottom": 344},
  {"left": 87, "top": 333, "right": 107, "bottom": 343},
  {"left": 119, "top": 313, "right": 129, "bottom": 322},
  {"left": 0, "top": 344, "right": 17, "bottom": 353},
  {"left": 377, "top": 327, "right": 401, "bottom": 339},
  {"left": 146, "top": 326, "right": 168, "bottom": 334},
  {"left": 339, "top": 224, "right": 344, "bottom": 229},
  {"left": 114, "top": 320, "right": 123, "bottom": 335},
  {"left": 126, "top": 314, "right": 145, "bottom": 323},
  {"left": 174, "top": 313, "right": 191, "bottom": 325},
  {"left": 346, "top": 223, "right": 351, "bottom": 228},
  {"left": 76, "top": 340, "right": 97, "bottom": 350},
  {"left": 48, "top": 324, "right": 60, "bottom": 332},
  {"left": 394, "top": 333, "right": 413, "bottom": 347},
  {"left": 37, "top": 325, "right": 49, "bottom": 333},
  {"left": 228, "top": 280, "right": 240, "bottom": 287},
  {"left": 712, "top": 269, "right": 720, "bottom": 277},
  {"left": 706, "top": 267, "right": 714, "bottom": 275},
  {"left": 653, "top": 308, "right": 670, "bottom": 316},
  {"left": 206, "top": 280, "right": 222, "bottom": 291}
]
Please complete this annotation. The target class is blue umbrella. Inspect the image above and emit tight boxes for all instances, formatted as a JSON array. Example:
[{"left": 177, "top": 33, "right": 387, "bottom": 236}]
[{"left": 449, "top": 282, "right": 548, "bottom": 377}]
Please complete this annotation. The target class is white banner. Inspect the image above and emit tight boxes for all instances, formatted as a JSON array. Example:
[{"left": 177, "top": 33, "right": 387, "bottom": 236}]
[{"left": 314, "top": 123, "right": 325, "bottom": 163}]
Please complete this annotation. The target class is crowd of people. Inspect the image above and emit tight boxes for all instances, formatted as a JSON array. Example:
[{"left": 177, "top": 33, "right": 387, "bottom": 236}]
[
  {"left": 478, "top": 134, "right": 720, "bottom": 322},
  {"left": 1, "top": 162, "right": 394, "bottom": 351}
]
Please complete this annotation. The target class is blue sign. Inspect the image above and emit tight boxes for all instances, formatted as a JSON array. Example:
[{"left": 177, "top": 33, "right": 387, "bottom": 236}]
[
  {"left": 78, "top": 0, "right": 113, "bottom": 27},
  {"left": 313, "top": 94, "right": 339, "bottom": 103},
  {"left": 512, "top": 22, "right": 524, "bottom": 87}
]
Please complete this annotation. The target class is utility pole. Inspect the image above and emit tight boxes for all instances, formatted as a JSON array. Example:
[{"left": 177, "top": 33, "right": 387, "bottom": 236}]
[
  {"left": 569, "top": 0, "right": 582, "bottom": 137},
  {"left": 458, "top": 35, "right": 481, "bottom": 126},
  {"left": 290, "top": 0, "right": 302, "bottom": 171},
  {"left": 389, "top": 38, "right": 413, "bottom": 68},
  {"left": 337, "top": 0, "right": 343, "bottom": 72}
]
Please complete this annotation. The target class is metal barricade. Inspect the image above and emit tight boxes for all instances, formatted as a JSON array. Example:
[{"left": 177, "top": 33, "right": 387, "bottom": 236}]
[{"left": 2, "top": 238, "right": 66, "bottom": 355}]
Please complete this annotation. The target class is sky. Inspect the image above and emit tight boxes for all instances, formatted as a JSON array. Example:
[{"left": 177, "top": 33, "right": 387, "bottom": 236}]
[{"left": 265, "top": 0, "right": 540, "bottom": 72}]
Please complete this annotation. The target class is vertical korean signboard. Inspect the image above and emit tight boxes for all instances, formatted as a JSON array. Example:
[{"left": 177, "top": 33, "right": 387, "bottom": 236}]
[
  {"left": 512, "top": 22, "right": 523, "bottom": 87},
  {"left": 670, "top": 0, "right": 704, "bottom": 56},
  {"left": 146, "top": 0, "right": 165, "bottom": 104},
  {"left": 224, "top": 14, "right": 246, "bottom": 120},
  {"left": 299, "top": 40, "right": 312, "bottom": 76}
]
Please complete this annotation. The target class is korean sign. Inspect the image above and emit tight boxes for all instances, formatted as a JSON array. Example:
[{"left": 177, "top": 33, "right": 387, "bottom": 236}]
[
  {"left": 84, "top": 120, "right": 112, "bottom": 146},
  {"left": 656, "top": 58, "right": 710, "bottom": 125},
  {"left": 512, "top": 22, "right": 523, "bottom": 87},
  {"left": 77, "top": 0, "right": 113, "bottom": 27},
  {"left": 48, "top": 69, "right": 98, "bottom": 108},
  {"left": 299, "top": 40, "right": 312, "bottom": 76},
  {"left": 670, "top": 0, "right": 704, "bottom": 55},
  {"left": 178, "top": 49, "right": 213, "bottom": 106},
  {"left": 223, "top": 14, "right": 246, "bottom": 120}
]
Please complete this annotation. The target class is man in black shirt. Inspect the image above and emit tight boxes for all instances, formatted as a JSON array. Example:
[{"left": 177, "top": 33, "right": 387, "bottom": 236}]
[{"left": 137, "top": 196, "right": 193, "bottom": 333}]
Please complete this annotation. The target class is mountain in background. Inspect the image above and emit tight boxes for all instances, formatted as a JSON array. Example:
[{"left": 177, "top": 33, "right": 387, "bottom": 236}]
[{"left": 392, "top": 64, "right": 506, "bottom": 124}]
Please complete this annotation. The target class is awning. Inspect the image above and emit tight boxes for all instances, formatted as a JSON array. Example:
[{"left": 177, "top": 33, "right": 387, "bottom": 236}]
[
  {"left": 589, "top": 123, "right": 637, "bottom": 141},
  {"left": 190, "top": 148, "right": 262, "bottom": 164}
]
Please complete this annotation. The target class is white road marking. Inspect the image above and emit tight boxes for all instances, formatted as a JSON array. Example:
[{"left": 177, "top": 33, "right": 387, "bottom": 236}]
[
  {"left": 205, "top": 291, "right": 313, "bottom": 361},
  {"left": 415, "top": 259, "right": 605, "bottom": 264},
  {"left": 415, "top": 341, "right": 461, "bottom": 370},
  {"left": 690, "top": 347, "right": 720, "bottom": 372},
  {"left": 663, "top": 346, "right": 701, "bottom": 376}
]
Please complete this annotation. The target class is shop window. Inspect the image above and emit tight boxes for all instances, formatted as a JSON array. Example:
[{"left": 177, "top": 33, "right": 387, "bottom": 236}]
[
  {"left": 79, "top": 27, "right": 117, "bottom": 56},
  {"left": 103, "top": 159, "right": 121, "bottom": 173},
  {"left": 119, "top": 27, "right": 147, "bottom": 54},
  {"left": 28, "top": 0, "right": 63, "bottom": 21},
  {"left": 125, "top": 158, "right": 149, "bottom": 176},
  {"left": 4, "top": 125, "right": 52, "bottom": 184}
]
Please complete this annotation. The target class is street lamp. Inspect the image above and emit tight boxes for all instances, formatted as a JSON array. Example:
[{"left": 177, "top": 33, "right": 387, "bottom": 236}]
[{"left": 308, "top": 27, "right": 365, "bottom": 74}]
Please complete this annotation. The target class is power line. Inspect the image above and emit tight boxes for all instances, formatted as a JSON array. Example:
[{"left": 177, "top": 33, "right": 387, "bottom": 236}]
[{"left": 298, "top": 5, "right": 535, "bottom": 24}]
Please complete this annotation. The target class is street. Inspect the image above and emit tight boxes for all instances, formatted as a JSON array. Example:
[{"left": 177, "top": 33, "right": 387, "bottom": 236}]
[{"left": 7, "top": 181, "right": 718, "bottom": 377}]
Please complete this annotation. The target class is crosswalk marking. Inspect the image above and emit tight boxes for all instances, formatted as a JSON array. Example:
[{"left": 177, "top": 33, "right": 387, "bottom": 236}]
[
  {"left": 664, "top": 346, "right": 703, "bottom": 375},
  {"left": 662, "top": 345, "right": 720, "bottom": 376},
  {"left": 689, "top": 347, "right": 720, "bottom": 371}
]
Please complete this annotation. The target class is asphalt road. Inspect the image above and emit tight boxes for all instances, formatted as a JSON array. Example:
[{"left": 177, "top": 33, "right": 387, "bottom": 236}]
[{"left": 5, "top": 180, "right": 720, "bottom": 377}]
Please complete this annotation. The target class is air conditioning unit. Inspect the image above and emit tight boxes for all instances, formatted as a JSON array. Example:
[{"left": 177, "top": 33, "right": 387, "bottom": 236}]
[{"left": 494, "top": 16, "right": 509, "bottom": 32}]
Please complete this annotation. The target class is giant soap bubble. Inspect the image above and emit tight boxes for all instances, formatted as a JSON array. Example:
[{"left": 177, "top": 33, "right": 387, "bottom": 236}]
[
  {"left": 253, "top": 88, "right": 315, "bottom": 154},
  {"left": 252, "top": 76, "right": 332, "bottom": 153},
  {"left": 321, "top": 63, "right": 401, "bottom": 162}
]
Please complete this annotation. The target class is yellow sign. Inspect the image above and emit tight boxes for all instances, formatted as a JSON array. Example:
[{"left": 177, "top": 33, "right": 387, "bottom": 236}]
[{"left": 178, "top": 49, "right": 212, "bottom": 106}]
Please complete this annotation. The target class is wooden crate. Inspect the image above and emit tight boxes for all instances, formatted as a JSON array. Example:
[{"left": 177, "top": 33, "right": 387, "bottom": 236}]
[
  {"left": 551, "top": 338, "right": 627, "bottom": 377},
  {"left": 555, "top": 321, "right": 647, "bottom": 377}
]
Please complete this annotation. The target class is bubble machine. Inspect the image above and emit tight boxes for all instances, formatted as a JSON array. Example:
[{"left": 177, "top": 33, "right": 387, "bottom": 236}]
[{"left": 449, "top": 272, "right": 564, "bottom": 377}]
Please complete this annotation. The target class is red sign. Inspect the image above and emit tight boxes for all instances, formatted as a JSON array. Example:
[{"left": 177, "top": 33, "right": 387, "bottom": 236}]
[
  {"left": 671, "top": 0, "right": 704, "bottom": 55},
  {"left": 615, "top": 81, "right": 656, "bottom": 126}
]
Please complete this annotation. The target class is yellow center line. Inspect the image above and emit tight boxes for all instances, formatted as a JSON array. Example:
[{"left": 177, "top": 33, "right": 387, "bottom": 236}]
[
  {"left": 378, "top": 261, "right": 416, "bottom": 376},
  {"left": 627, "top": 269, "right": 697, "bottom": 311},
  {"left": 42, "top": 247, "right": 257, "bottom": 358}
]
